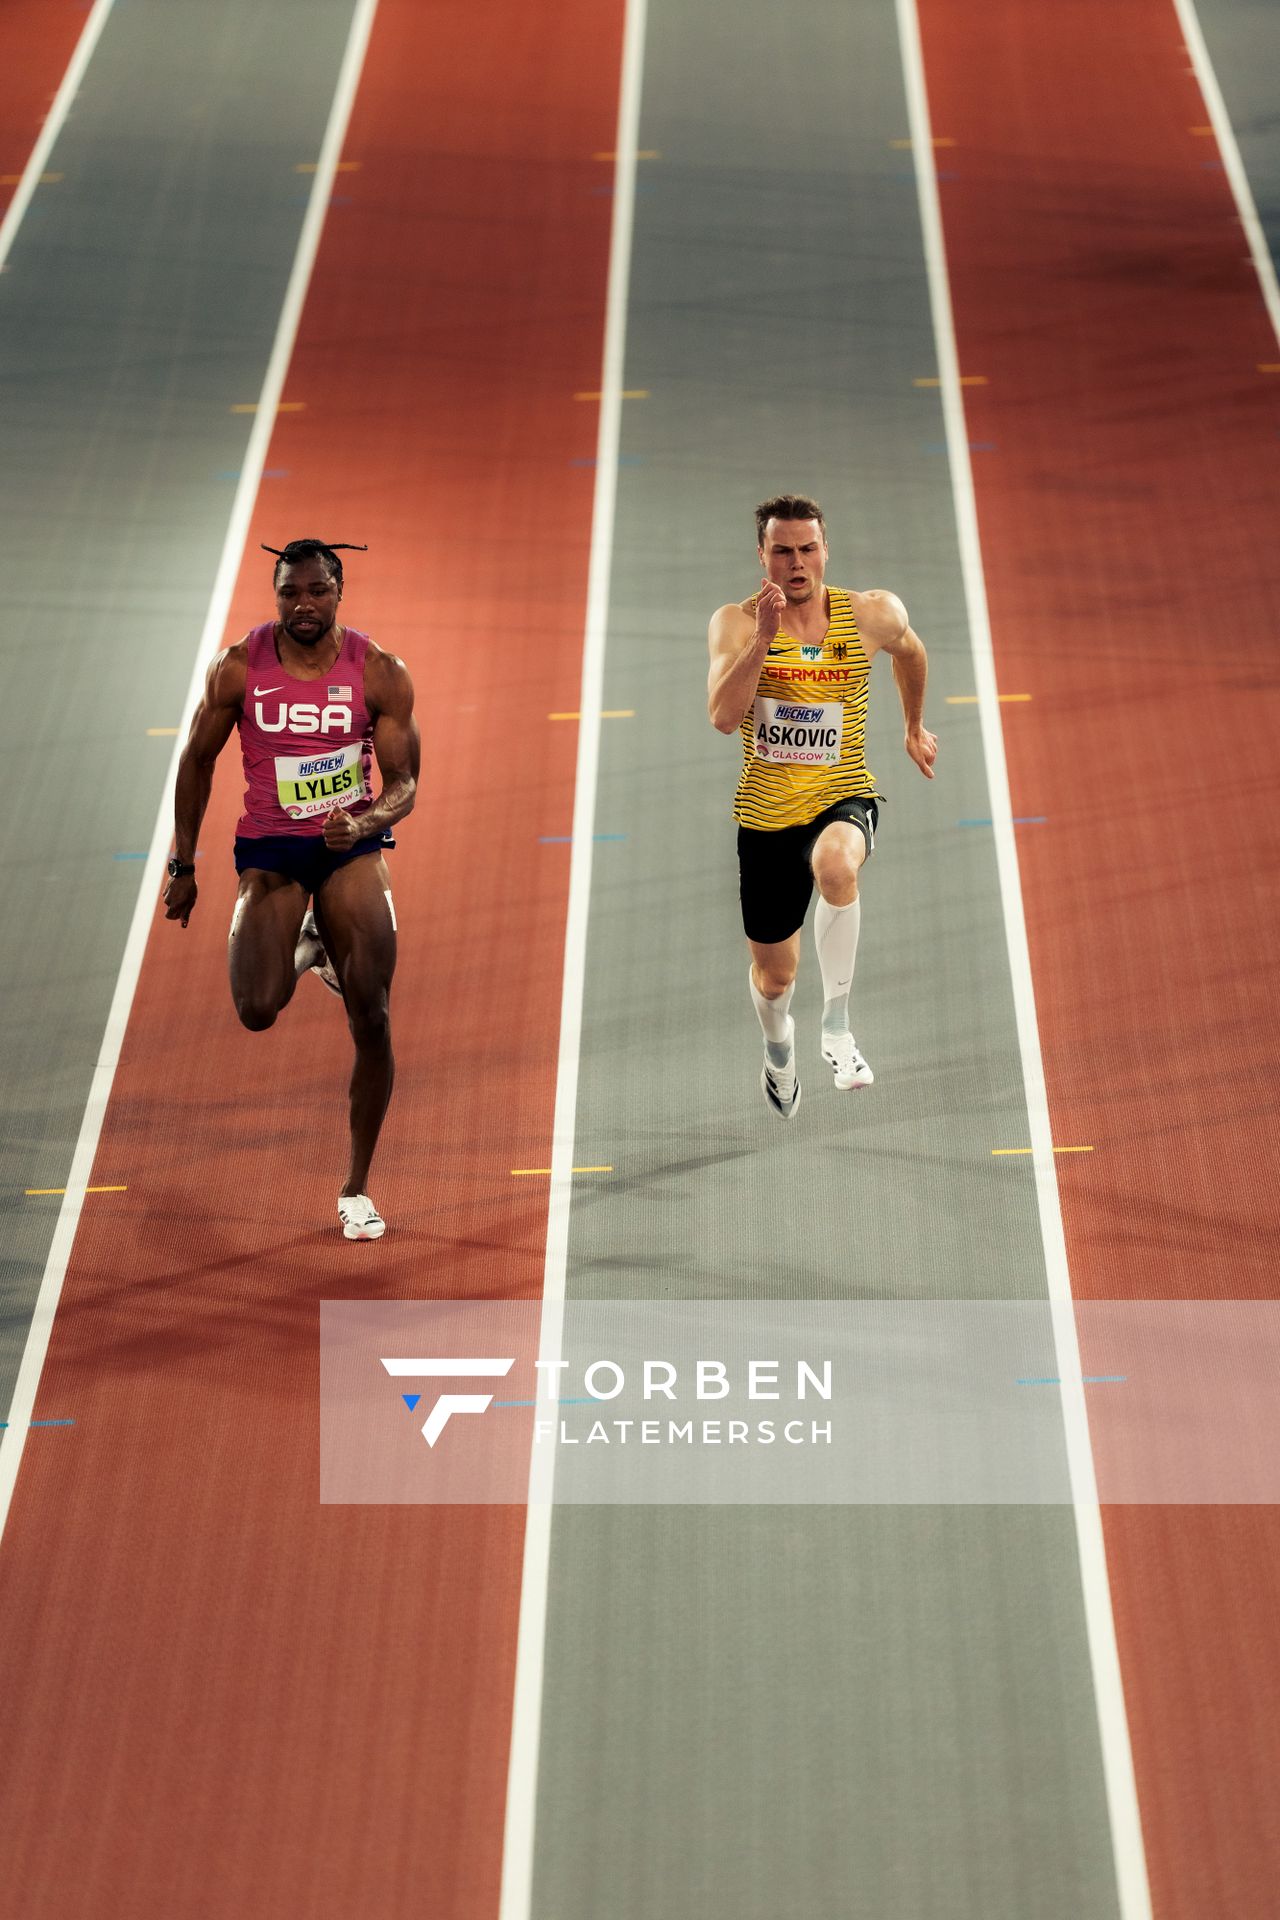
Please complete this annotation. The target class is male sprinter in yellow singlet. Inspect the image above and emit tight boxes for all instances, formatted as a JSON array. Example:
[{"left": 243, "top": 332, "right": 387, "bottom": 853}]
[
  {"left": 708, "top": 494, "right": 937, "bottom": 1118},
  {"left": 162, "top": 539, "right": 419, "bottom": 1237}
]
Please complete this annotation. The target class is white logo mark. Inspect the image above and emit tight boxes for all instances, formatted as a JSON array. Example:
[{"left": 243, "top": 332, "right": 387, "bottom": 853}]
[
  {"left": 381, "top": 1356, "right": 516, "bottom": 1446},
  {"left": 253, "top": 684, "right": 284, "bottom": 696}
]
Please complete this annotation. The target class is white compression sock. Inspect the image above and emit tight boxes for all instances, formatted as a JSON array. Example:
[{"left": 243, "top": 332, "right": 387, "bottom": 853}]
[
  {"left": 749, "top": 970, "right": 795, "bottom": 1065},
  {"left": 814, "top": 895, "right": 861, "bottom": 1036}
]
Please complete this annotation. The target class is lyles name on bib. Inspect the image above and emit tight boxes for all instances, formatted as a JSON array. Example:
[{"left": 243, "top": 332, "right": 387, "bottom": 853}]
[{"left": 275, "top": 741, "right": 369, "bottom": 820}]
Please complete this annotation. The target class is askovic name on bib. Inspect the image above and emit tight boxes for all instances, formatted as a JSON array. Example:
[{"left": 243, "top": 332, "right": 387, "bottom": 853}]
[
  {"left": 275, "top": 740, "right": 369, "bottom": 820},
  {"left": 752, "top": 695, "right": 842, "bottom": 767}
]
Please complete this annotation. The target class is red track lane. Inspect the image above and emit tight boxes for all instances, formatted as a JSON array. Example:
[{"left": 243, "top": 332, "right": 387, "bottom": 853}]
[
  {"left": 0, "top": 2, "right": 623, "bottom": 1913},
  {"left": 918, "top": 2, "right": 1280, "bottom": 1914},
  {"left": 0, "top": 1, "right": 89, "bottom": 207}
]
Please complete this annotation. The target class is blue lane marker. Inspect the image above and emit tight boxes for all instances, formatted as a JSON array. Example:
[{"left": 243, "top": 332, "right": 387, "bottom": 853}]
[
  {"left": 1015, "top": 1377, "right": 1127, "bottom": 1386},
  {"left": 114, "top": 849, "right": 205, "bottom": 861},
  {"left": 402, "top": 1393, "right": 421, "bottom": 1411},
  {"left": 538, "top": 834, "right": 628, "bottom": 843},
  {"left": 0, "top": 1418, "right": 76, "bottom": 1429},
  {"left": 958, "top": 816, "right": 1047, "bottom": 827}
]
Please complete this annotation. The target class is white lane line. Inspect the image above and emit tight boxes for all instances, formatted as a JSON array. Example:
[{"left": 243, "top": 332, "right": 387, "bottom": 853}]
[
  {"left": 0, "top": 0, "right": 117, "bottom": 274},
  {"left": 496, "top": 1, "right": 648, "bottom": 1913},
  {"left": 1172, "top": 0, "right": 1280, "bottom": 347},
  {"left": 0, "top": 0, "right": 382, "bottom": 1542},
  {"left": 891, "top": 3, "right": 1153, "bottom": 1917}
]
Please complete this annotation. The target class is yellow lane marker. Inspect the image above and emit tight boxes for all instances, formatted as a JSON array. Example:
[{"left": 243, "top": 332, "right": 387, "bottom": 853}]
[
  {"left": 915, "top": 375, "right": 988, "bottom": 387},
  {"left": 889, "top": 137, "right": 956, "bottom": 149},
  {"left": 26, "top": 1184, "right": 128, "bottom": 1196},
  {"left": 991, "top": 1147, "right": 1094, "bottom": 1157},
  {"left": 593, "top": 150, "right": 661, "bottom": 160},
  {"left": 947, "top": 693, "right": 1032, "bottom": 704},
  {"left": 1190, "top": 125, "right": 1215, "bottom": 135},
  {"left": 1, "top": 172, "right": 64, "bottom": 185},
  {"left": 1259, "top": 364, "right": 1280, "bottom": 373},
  {"left": 147, "top": 726, "right": 179, "bottom": 736},
  {"left": 575, "top": 389, "right": 649, "bottom": 400},
  {"left": 230, "top": 400, "right": 306, "bottom": 413},
  {"left": 511, "top": 1166, "right": 613, "bottom": 1176},
  {"left": 548, "top": 709, "right": 634, "bottom": 720},
  {"left": 294, "top": 160, "right": 362, "bottom": 172}
]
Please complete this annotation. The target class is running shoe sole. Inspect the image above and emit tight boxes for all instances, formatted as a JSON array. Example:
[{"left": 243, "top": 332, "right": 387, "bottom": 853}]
[
  {"left": 821, "top": 1044, "right": 874, "bottom": 1091},
  {"left": 338, "top": 1199, "right": 386, "bottom": 1240},
  {"left": 761, "top": 1062, "right": 801, "bottom": 1120}
]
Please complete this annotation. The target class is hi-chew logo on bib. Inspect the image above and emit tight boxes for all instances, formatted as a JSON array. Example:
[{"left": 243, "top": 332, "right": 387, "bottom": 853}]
[
  {"left": 275, "top": 740, "right": 368, "bottom": 819},
  {"left": 753, "top": 694, "right": 842, "bottom": 766}
]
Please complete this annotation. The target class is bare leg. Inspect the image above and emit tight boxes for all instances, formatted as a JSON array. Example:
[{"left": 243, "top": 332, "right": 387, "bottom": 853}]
[
  {"left": 314, "top": 854, "right": 397, "bottom": 1197},
  {"left": 748, "top": 932, "right": 801, "bottom": 1006},
  {"left": 228, "top": 871, "right": 310, "bottom": 1029}
]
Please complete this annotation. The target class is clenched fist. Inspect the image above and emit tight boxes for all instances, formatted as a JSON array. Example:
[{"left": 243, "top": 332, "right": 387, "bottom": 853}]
[{"left": 754, "top": 578, "right": 786, "bottom": 645}]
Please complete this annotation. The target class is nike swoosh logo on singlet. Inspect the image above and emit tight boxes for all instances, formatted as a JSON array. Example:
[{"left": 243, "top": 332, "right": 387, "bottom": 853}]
[{"left": 253, "top": 685, "right": 284, "bottom": 695}]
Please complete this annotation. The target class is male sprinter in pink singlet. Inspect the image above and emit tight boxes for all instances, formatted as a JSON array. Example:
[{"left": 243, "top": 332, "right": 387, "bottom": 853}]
[{"left": 163, "top": 539, "right": 419, "bottom": 1239}]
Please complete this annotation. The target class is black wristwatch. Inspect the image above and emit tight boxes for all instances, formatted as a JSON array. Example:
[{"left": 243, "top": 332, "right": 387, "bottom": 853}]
[{"left": 166, "top": 857, "right": 196, "bottom": 879}]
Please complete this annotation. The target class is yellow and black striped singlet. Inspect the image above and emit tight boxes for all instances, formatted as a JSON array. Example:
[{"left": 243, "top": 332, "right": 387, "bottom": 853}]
[{"left": 733, "top": 587, "right": 878, "bottom": 830}]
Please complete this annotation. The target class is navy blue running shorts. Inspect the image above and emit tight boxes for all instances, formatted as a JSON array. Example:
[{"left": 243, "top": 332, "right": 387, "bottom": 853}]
[
  {"left": 234, "top": 830, "right": 394, "bottom": 897},
  {"left": 737, "top": 796, "right": 878, "bottom": 945}
]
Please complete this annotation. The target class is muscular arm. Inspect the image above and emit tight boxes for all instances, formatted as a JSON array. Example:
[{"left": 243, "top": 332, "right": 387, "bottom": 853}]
[
  {"left": 707, "top": 585, "right": 783, "bottom": 733},
  {"left": 164, "top": 650, "right": 243, "bottom": 923},
  {"left": 860, "top": 590, "right": 938, "bottom": 780},
  {"left": 332, "top": 651, "right": 419, "bottom": 846}
]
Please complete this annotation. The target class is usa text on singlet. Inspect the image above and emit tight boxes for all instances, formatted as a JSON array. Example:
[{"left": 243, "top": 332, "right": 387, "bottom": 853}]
[
  {"left": 236, "top": 623, "right": 375, "bottom": 838},
  {"left": 734, "top": 587, "right": 878, "bottom": 830}
]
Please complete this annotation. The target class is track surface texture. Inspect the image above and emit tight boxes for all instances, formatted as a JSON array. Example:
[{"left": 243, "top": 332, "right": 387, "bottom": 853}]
[
  {"left": 0, "top": 1, "right": 623, "bottom": 1913},
  {"left": 919, "top": 0, "right": 1280, "bottom": 1914},
  {"left": 1, "top": 0, "right": 1278, "bottom": 1915}
]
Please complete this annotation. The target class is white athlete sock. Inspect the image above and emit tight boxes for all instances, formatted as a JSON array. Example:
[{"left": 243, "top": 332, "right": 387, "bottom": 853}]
[
  {"left": 815, "top": 895, "right": 861, "bottom": 1036},
  {"left": 749, "top": 970, "right": 795, "bottom": 1065}
]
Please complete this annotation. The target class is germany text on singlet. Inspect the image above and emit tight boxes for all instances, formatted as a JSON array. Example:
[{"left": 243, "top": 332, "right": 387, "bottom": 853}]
[
  {"left": 733, "top": 588, "right": 878, "bottom": 830},
  {"left": 236, "top": 624, "right": 375, "bottom": 838}
]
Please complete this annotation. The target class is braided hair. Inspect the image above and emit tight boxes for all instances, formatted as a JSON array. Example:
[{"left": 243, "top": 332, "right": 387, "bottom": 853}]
[{"left": 261, "top": 539, "right": 367, "bottom": 588}]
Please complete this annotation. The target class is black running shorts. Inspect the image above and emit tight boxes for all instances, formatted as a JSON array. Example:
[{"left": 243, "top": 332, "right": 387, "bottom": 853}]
[
  {"left": 737, "top": 796, "right": 878, "bottom": 945},
  {"left": 234, "top": 830, "right": 392, "bottom": 897}
]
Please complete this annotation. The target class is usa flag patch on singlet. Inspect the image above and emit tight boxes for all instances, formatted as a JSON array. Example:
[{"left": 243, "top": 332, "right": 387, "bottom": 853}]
[{"left": 327, "top": 684, "right": 351, "bottom": 701}]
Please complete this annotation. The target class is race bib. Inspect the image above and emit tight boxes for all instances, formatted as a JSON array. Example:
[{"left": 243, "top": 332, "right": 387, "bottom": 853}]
[
  {"left": 275, "top": 741, "right": 368, "bottom": 820},
  {"left": 752, "top": 695, "right": 843, "bottom": 766}
]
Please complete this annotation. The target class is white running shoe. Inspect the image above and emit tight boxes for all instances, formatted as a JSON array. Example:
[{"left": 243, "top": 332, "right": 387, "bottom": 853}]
[
  {"left": 296, "top": 909, "right": 342, "bottom": 997},
  {"left": 821, "top": 1030, "right": 874, "bottom": 1091},
  {"left": 761, "top": 1018, "right": 801, "bottom": 1120},
  {"left": 338, "top": 1193, "right": 386, "bottom": 1241}
]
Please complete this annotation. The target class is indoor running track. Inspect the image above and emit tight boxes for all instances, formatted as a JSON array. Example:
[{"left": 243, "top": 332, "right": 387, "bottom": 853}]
[{"left": 0, "top": 1, "right": 1277, "bottom": 1917}]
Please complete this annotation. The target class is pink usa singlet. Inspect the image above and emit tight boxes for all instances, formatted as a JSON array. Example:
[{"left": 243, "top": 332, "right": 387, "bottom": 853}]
[{"left": 236, "top": 624, "right": 375, "bottom": 839}]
